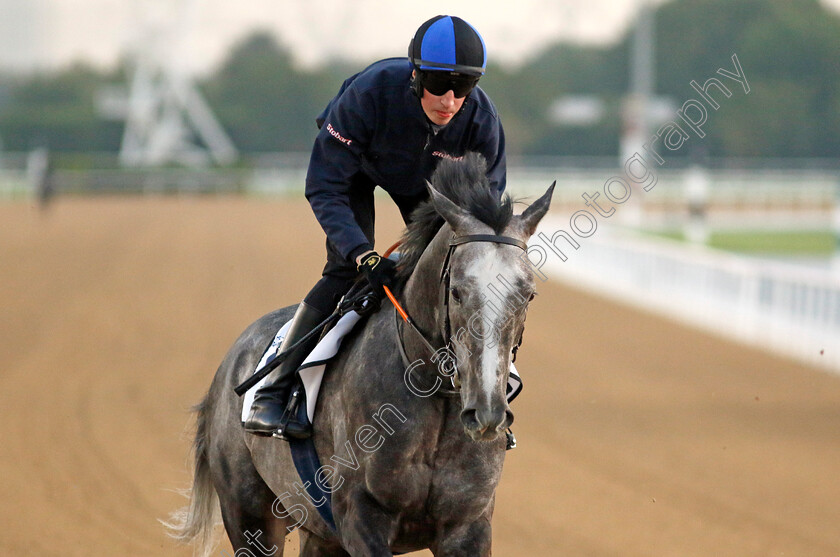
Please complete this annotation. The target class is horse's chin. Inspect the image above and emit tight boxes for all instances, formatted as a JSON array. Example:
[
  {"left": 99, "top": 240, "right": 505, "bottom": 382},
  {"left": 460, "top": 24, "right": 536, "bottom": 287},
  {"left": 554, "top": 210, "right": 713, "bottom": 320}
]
[{"left": 464, "top": 427, "right": 506, "bottom": 443}]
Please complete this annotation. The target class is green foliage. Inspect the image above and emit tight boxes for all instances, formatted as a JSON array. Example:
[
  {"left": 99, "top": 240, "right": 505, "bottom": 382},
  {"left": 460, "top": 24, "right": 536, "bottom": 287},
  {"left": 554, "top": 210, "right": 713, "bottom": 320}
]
[
  {"left": 650, "top": 0, "right": 840, "bottom": 158},
  {"left": 0, "top": 63, "right": 123, "bottom": 151},
  {"left": 0, "top": 0, "right": 838, "bottom": 160},
  {"left": 708, "top": 230, "right": 835, "bottom": 254},
  {"left": 480, "top": 43, "right": 626, "bottom": 155},
  {"left": 200, "top": 32, "right": 361, "bottom": 152},
  {"left": 643, "top": 228, "right": 835, "bottom": 254}
]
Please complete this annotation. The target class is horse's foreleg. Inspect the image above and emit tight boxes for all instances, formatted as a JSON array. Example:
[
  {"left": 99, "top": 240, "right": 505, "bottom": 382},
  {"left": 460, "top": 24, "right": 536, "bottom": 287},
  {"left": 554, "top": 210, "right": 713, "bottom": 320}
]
[
  {"left": 433, "top": 518, "right": 492, "bottom": 557},
  {"left": 337, "top": 489, "right": 397, "bottom": 556}
]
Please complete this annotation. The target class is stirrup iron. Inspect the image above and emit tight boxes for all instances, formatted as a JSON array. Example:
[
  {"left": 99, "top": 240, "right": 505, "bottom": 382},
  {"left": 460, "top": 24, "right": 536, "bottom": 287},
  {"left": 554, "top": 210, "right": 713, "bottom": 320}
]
[{"left": 273, "top": 386, "right": 304, "bottom": 440}]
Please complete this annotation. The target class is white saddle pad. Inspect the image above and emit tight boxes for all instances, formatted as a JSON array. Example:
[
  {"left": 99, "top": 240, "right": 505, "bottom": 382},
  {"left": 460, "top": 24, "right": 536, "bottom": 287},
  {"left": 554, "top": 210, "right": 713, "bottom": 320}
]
[{"left": 241, "top": 311, "right": 522, "bottom": 423}]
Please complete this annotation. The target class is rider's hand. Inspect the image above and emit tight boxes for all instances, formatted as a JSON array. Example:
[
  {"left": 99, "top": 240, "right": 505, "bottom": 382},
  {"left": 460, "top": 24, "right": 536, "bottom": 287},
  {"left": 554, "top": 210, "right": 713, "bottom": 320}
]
[{"left": 357, "top": 251, "right": 397, "bottom": 293}]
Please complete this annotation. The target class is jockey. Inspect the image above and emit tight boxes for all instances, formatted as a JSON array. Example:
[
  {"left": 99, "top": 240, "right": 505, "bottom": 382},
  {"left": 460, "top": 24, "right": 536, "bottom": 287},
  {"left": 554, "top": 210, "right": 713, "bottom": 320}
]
[{"left": 244, "top": 15, "right": 506, "bottom": 439}]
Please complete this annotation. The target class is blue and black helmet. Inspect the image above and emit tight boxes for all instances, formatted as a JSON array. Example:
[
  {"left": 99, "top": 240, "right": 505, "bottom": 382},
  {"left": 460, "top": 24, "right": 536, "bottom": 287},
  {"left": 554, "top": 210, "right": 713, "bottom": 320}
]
[{"left": 408, "top": 15, "right": 487, "bottom": 98}]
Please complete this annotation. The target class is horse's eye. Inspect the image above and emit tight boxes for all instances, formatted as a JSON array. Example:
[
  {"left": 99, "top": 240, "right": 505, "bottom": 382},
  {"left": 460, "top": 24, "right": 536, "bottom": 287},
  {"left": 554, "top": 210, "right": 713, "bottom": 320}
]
[
  {"left": 450, "top": 288, "right": 462, "bottom": 303},
  {"left": 527, "top": 292, "right": 537, "bottom": 302}
]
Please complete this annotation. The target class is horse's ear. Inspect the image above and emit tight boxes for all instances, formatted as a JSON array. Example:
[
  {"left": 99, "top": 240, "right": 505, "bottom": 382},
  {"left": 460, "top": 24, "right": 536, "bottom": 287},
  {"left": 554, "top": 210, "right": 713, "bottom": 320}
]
[
  {"left": 426, "top": 180, "right": 471, "bottom": 230},
  {"left": 518, "top": 181, "right": 555, "bottom": 237}
]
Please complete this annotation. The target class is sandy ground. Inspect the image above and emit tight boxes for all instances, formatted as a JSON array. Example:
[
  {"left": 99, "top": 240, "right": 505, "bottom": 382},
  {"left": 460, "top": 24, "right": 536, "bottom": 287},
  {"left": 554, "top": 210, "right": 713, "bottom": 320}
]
[{"left": 1, "top": 196, "right": 839, "bottom": 556}]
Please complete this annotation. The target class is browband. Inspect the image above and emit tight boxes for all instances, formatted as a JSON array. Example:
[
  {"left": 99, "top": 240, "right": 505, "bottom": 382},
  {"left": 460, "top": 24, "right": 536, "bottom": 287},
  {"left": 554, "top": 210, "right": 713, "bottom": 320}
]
[{"left": 449, "top": 234, "right": 527, "bottom": 251}]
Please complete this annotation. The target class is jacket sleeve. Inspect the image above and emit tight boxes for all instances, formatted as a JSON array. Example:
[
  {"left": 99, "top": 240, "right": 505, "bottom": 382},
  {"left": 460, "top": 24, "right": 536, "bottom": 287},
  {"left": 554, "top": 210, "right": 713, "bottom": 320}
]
[
  {"left": 305, "top": 82, "right": 376, "bottom": 262},
  {"left": 473, "top": 111, "right": 507, "bottom": 199}
]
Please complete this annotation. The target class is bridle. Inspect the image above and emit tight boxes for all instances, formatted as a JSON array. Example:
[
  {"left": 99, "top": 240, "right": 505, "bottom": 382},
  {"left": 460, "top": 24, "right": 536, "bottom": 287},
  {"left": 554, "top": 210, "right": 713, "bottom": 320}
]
[{"left": 394, "top": 233, "right": 528, "bottom": 397}]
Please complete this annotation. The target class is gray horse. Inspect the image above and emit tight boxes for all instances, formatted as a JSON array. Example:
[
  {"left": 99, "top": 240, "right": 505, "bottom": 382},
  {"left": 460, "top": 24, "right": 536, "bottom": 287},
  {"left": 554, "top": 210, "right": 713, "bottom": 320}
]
[{"left": 166, "top": 153, "right": 554, "bottom": 556}]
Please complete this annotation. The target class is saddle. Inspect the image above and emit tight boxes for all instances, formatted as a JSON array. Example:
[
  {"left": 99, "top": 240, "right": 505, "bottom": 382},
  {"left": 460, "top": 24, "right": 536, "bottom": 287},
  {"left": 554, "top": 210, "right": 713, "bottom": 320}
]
[{"left": 240, "top": 304, "right": 523, "bottom": 426}]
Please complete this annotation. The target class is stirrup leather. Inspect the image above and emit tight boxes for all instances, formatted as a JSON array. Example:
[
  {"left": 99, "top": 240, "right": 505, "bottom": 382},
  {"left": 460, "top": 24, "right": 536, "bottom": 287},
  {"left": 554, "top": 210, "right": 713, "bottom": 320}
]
[{"left": 273, "top": 385, "right": 310, "bottom": 440}]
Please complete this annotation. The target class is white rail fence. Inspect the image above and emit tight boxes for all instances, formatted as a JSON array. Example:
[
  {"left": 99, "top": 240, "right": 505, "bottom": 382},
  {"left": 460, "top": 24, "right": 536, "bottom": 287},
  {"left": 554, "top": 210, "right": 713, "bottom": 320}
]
[
  {"left": 535, "top": 217, "right": 840, "bottom": 374},
  {"left": 508, "top": 167, "right": 838, "bottom": 230}
]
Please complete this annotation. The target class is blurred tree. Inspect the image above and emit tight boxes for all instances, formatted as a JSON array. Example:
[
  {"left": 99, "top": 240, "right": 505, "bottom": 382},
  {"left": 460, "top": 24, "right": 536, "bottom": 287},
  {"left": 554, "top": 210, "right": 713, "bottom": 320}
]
[
  {"left": 0, "top": 0, "right": 839, "bottom": 160},
  {"left": 201, "top": 31, "right": 360, "bottom": 153},
  {"left": 490, "top": 0, "right": 840, "bottom": 159},
  {"left": 0, "top": 63, "right": 123, "bottom": 152},
  {"left": 649, "top": 0, "right": 840, "bottom": 158},
  {"left": 481, "top": 44, "right": 626, "bottom": 157}
]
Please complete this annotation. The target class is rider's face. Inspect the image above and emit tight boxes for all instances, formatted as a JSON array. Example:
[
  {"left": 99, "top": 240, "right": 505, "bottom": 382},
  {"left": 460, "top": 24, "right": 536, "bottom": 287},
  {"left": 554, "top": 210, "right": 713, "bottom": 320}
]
[{"left": 419, "top": 86, "right": 465, "bottom": 126}]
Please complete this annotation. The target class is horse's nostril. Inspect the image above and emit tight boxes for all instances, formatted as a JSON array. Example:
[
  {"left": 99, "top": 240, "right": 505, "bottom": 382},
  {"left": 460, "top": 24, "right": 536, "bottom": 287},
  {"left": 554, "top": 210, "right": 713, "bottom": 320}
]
[
  {"left": 460, "top": 408, "right": 481, "bottom": 431},
  {"left": 462, "top": 406, "right": 512, "bottom": 438},
  {"left": 504, "top": 409, "right": 514, "bottom": 429}
]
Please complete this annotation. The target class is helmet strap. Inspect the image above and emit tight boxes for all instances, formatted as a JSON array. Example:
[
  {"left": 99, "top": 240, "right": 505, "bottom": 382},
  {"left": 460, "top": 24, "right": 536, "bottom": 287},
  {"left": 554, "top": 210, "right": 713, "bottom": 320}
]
[{"left": 410, "top": 70, "right": 424, "bottom": 98}]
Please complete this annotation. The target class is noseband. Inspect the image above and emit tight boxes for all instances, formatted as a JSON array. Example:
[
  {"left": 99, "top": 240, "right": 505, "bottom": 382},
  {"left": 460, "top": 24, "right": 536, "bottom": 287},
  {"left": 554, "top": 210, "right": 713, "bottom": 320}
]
[{"left": 396, "top": 233, "right": 528, "bottom": 397}]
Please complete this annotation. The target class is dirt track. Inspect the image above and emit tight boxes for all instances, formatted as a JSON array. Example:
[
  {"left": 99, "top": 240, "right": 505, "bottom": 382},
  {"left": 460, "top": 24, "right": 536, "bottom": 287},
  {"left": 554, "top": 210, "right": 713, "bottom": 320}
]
[{"left": 2, "top": 196, "right": 839, "bottom": 556}]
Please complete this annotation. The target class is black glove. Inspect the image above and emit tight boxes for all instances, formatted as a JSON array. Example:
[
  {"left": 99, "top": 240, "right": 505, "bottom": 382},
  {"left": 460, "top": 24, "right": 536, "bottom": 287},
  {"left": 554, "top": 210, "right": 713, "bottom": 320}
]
[{"left": 357, "top": 251, "right": 397, "bottom": 293}]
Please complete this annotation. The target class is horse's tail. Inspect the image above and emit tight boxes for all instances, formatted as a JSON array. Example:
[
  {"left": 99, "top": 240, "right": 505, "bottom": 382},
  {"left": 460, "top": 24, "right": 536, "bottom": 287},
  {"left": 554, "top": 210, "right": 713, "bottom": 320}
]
[{"left": 161, "top": 394, "right": 221, "bottom": 557}]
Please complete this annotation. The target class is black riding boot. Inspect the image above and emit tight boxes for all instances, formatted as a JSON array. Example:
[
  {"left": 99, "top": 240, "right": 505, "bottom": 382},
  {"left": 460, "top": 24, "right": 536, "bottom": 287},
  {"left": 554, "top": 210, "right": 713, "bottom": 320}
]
[{"left": 244, "top": 301, "right": 328, "bottom": 439}]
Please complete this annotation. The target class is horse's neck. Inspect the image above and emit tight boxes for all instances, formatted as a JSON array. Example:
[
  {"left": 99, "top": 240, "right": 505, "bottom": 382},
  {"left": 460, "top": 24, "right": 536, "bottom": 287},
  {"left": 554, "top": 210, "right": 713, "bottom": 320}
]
[{"left": 402, "top": 224, "right": 451, "bottom": 344}]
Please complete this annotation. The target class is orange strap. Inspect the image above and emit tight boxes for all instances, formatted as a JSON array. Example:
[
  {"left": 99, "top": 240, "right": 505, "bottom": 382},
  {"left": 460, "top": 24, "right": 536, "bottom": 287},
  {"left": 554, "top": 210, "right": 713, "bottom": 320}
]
[
  {"left": 383, "top": 285, "right": 408, "bottom": 323},
  {"left": 381, "top": 240, "right": 407, "bottom": 321},
  {"left": 382, "top": 240, "right": 402, "bottom": 259}
]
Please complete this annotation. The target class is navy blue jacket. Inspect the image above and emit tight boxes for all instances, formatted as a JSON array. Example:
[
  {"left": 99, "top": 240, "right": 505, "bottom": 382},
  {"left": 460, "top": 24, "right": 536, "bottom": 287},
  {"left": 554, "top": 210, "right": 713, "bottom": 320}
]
[{"left": 305, "top": 57, "right": 506, "bottom": 262}]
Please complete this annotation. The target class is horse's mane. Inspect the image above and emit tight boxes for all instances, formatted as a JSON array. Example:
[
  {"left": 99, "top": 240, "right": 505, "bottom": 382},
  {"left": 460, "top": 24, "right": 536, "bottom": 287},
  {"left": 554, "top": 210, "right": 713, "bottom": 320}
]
[{"left": 396, "top": 152, "right": 513, "bottom": 281}]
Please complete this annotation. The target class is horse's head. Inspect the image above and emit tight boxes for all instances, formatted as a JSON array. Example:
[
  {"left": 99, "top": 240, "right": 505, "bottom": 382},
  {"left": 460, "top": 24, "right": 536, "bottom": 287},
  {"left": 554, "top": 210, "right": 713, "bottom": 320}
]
[{"left": 426, "top": 178, "right": 554, "bottom": 442}]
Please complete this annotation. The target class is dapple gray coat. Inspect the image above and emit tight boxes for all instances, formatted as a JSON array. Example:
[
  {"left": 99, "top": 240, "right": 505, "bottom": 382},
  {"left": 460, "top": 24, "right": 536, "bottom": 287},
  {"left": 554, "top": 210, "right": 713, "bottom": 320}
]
[{"left": 166, "top": 154, "right": 554, "bottom": 556}]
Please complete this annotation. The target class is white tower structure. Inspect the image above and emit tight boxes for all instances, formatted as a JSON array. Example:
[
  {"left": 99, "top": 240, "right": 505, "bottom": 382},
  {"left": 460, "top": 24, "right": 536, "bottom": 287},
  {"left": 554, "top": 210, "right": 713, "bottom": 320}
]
[{"left": 107, "top": 0, "right": 237, "bottom": 167}]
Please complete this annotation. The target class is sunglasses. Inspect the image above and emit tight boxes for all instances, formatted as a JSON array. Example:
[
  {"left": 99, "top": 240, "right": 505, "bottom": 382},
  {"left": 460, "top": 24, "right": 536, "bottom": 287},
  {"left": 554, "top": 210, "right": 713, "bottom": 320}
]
[{"left": 420, "top": 71, "right": 480, "bottom": 98}]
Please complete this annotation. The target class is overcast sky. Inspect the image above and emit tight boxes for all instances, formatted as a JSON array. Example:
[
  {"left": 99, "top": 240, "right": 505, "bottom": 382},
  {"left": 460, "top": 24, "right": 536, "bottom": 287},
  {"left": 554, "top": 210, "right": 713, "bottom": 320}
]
[{"left": 2, "top": 0, "right": 840, "bottom": 74}]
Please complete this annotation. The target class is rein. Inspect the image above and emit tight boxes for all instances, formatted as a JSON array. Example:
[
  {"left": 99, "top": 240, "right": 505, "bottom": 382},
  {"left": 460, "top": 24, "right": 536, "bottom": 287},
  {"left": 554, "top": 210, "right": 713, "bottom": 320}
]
[{"left": 388, "top": 233, "right": 528, "bottom": 397}]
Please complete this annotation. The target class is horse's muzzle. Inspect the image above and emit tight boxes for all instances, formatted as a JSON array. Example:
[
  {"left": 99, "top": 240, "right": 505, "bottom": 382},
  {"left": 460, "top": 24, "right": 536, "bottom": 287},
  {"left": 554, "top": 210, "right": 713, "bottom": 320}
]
[{"left": 460, "top": 405, "right": 514, "bottom": 441}]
